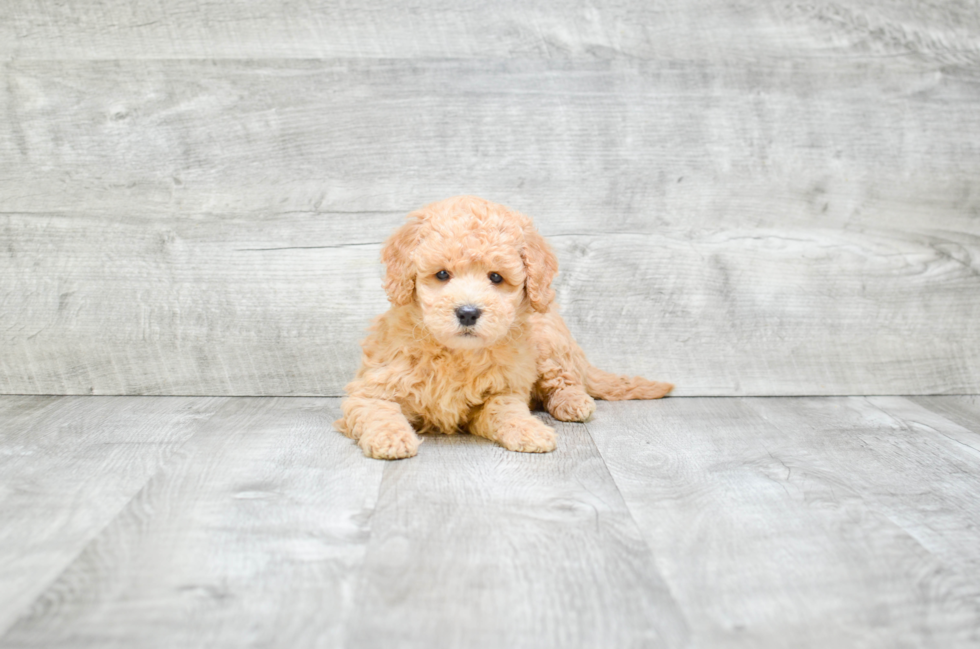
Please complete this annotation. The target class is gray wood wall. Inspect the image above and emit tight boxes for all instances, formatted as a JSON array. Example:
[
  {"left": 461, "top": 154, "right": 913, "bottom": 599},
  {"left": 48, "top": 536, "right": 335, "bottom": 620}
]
[{"left": 2, "top": 1, "right": 979, "bottom": 396}]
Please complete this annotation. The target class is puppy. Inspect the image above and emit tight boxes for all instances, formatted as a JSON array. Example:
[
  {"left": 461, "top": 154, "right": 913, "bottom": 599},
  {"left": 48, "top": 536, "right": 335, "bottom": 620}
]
[{"left": 334, "top": 196, "right": 672, "bottom": 459}]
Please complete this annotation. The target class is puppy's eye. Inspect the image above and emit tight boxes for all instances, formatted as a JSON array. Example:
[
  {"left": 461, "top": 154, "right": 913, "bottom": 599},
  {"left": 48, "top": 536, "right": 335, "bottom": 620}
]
[
  {"left": 488, "top": 272, "right": 503, "bottom": 284},
  {"left": 435, "top": 270, "right": 451, "bottom": 281}
]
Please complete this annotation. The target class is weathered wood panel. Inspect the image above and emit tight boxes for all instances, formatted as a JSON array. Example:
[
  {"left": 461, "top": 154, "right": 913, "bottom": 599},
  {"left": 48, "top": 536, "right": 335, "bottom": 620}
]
[
  {"left": 2, "top": 55, "right": 979, "bottom": 395},
  {"left": 0, "top": 397, "right": 384, "bottom": 648},
  {"left": 2, "top": 211, "right": 978, "bottom": 396},
  {"left": 344, "top": 420, "right": 687, "bottom": 649},
  {"left": 0, "top": 395, "right": 223, "bottom": 636},
  {"left": 1, "top": 1, "right": 978, "bottom": 63},
  {"left": 3, "top": 58, "right": 979, "bottom": 219},
  {"left": 587, "top": 397, "right": 980, "bottom": 648},
  {"left": 0, "top": 211, "right": 389, "bottom": 396},
  {"left": 911, "top": 396, "right": 980, "bottom": 434}
]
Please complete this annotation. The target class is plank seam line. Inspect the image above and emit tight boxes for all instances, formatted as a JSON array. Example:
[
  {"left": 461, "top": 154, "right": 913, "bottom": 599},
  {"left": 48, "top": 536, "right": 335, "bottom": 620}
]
[
  {"left": 234, "top": 242, "right": 381, "bottom": 251},
  {"left": 908, "top": 396, "right": 980, "bottom": 436},
  {"left": 578, "top": 418, "right": 690, "bottom": 617},
  {"left": 334, "top": 452, "right": 388, "bottom": 648},
  {"left": 866, "top": 396, "right": 980, "bottom": 457},
  {"left": 0, "top": 396, "right": 231, "bottom": 641}
]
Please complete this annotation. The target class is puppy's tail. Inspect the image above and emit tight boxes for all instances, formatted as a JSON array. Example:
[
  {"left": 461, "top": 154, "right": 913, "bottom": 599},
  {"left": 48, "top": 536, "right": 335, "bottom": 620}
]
[{"left": 586, "top": 365, "right": 673, "bottom": 401}]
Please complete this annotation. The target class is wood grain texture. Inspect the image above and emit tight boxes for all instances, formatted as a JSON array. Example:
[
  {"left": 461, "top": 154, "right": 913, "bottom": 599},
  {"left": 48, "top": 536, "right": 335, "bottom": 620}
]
[
  {"left": 0, "top": 211, "right": 389, "bottom": 396},
  {"left": 3, "top": 211, "right": 979, "bottom": 396},
  {"left": 755, "top": 396, "right": 980, "bottom": 642},
  {"left": 0, "top": 396, "right": 223, "bottom": 636},
  {"left": 587, "top": 397, "right": 980, "bottom": 648},
  {"left": 4, "top": 58, "right": 980, "bottom": 218},
  {"left": 2, "top": 52, "right": 979, "bottom": 396},
  {"left": 343, "top": 419, "right": 688, "bottom": 649},
  {"left": 1, "top": 1, "right": 978, "bottom": 62},
  {"left": 5, "top": 395, "right": 980, "bottom": 647},
  {"left": 0, "top": 397, "right": 383, "bottom": 648},
  {"left": 911, "top": 396, "right": 980, "bottom": 434}
]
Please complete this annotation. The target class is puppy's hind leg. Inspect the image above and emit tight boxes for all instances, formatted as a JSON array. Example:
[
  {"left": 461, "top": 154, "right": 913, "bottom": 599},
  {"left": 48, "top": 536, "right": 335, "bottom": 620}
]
[
  {"left": 530, "top": 311, "right": 596, "bottom": 422},
  {"left": 335, "top": 396, "right": 421, "bottom": 460},
  {"left": 536, "top": 358, "right": 596, "bottom": 422}
]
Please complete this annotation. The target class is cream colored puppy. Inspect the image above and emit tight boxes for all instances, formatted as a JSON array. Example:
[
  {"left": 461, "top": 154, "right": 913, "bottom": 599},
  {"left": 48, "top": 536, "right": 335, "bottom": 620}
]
[{"left": 335, "top": 196, "right": 672, "bottom": 459}]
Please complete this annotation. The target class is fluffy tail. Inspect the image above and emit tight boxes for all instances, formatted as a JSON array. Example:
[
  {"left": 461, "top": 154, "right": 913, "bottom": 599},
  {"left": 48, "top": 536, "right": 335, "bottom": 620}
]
[{"left": 586, "top": 365, "right": 673, "bottom": 400}]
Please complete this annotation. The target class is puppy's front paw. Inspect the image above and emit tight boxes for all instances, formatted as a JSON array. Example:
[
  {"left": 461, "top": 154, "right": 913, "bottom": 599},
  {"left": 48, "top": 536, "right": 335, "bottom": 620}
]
[
  {"left": 358, "top": 421, "right": 421, "bottom": 460},
  {"left": 496, "top": 416, "right": 557, "bottom": 453},
  {"left": 547, "top": 388, "right": 596, "bottom": 422}
]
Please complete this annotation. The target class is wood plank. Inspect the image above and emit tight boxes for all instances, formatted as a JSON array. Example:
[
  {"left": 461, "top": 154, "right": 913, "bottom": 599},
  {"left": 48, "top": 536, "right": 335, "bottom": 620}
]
[
  {"left": 0, "top": 395, "right": 224, "bottom": 636},
  {"left": 3, "top": 58, "right": 979, "bottom": 220},
  {"left": 588, "top": 397, "right": 980, "bottom": 648},
  {"left": 755, "top": 396, "right": 980, "bottom": 639},
  {"left": 7, "top": 1, "right": 977, "bottom": 61},
  {"left": 869, "top": 396, "right": 980, "bottom": 459},
  {"left": 556, "top": 228, "right": 980, "bottom": 396},
  {"left": 2, "top": 211, "right": 978, "bottom": 396},
  {"left": 0, "top": 211, "right": 389, "bottom": 396},
  {"left": 344, "top": 420, "right": 687, "bottom": 649},
  {"left": 910, "top": 396, "right": 980, "bottom": 435},
  {"left": 0, "top": 397, "right": 384, "bottom": 648}
]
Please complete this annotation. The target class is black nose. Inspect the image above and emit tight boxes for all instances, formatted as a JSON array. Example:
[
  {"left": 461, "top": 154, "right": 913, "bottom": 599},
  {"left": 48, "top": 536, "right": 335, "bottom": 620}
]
[{"left": 455, "top": 305, "right": 482, "bottom": 327}]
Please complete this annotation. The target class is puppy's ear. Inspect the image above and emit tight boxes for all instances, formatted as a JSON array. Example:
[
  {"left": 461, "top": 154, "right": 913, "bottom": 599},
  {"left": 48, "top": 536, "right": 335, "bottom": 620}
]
[
  {"left": 521, "top": 223, "right": 559, "bottom": 312},
  {"left": 381, "top": 214, "right": 422, "bottom": 306}
]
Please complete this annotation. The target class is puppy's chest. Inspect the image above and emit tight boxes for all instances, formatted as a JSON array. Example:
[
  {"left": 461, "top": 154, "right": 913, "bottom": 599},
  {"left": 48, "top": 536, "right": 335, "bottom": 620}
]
[{"left": 402, "top": 351, "right": 535, "bottom": 433}]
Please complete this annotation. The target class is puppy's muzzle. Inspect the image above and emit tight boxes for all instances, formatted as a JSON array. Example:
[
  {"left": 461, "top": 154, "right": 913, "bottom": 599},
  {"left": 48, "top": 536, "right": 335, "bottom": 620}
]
[{"left": 455, "top": 305, "right": 482, "bottom": 327}]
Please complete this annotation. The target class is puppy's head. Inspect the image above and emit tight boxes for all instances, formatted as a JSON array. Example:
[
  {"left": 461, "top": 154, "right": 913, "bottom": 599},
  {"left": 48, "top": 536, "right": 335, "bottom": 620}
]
[{"left": 381, "top": 196, "right": 558, "bottom": 349}]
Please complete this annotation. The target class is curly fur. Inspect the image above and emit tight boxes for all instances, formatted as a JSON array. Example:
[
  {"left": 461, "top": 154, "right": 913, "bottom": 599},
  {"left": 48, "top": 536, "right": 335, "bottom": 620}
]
[{"left": 335, "top": 196, "right": 672, "bottom": 459}]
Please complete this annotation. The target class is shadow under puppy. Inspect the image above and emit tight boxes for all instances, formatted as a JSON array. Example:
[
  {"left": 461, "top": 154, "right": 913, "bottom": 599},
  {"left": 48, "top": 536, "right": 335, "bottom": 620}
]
[{"left": 335, "top": 196, "right": 672, "bottom": 459}]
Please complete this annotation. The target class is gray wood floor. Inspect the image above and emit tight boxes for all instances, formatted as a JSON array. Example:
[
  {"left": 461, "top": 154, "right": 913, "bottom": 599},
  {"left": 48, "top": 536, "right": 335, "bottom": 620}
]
[{"left": 2, "top": 395, "right": 979, "bottom": 648}]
